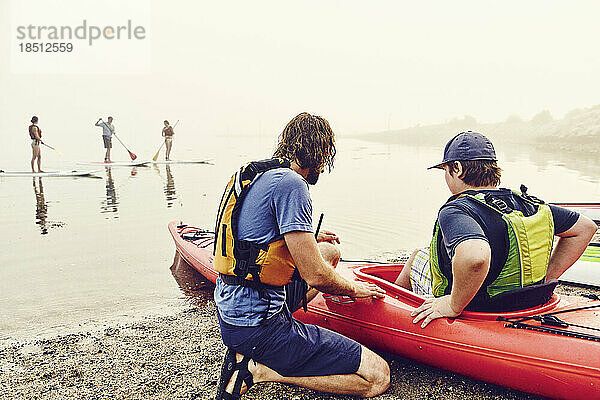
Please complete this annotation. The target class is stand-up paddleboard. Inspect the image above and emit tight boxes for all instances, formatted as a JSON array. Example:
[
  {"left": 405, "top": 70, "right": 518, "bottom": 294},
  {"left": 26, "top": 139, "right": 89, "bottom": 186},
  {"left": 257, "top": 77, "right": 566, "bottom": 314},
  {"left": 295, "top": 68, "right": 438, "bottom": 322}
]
[
  {"left": 76, "top": 161, "right": 150, "bottom": 167},
  {"left": 150, "top": 159, "right": 212, "bottom": 165},
  {"left": 0, "top": 169, "right": 100, "bottom": 177}
]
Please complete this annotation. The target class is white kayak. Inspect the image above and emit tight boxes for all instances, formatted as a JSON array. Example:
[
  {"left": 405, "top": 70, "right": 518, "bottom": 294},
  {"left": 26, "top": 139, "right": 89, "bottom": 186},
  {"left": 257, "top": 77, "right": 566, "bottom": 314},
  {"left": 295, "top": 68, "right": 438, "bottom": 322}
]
[
  {"left": 76, "top": 161, "right": 150, "bottom": 167},
  {"left": 551, "top": 203, "right": 600, "bottom": 224},
  {"left": 0, "top": 169, "right": 100, "bottom": 177},
  {"left": 150, "top": 159, "right": 212, "bottom": 165},
  {"left": 560, "top": 244, "right": 600, "bottom": 288}
]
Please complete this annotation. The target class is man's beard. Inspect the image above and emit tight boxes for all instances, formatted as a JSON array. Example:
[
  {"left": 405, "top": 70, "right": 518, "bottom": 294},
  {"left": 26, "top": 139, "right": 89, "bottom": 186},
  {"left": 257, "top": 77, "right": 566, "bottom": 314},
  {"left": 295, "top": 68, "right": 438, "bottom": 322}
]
[{"left": 306, "top": 168, "right": 320, "bottom": 185}]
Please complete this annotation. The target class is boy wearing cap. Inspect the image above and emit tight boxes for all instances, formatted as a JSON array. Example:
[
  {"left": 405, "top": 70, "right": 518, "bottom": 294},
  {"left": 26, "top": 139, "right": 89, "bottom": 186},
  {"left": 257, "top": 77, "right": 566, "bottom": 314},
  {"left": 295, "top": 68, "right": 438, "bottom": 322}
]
[{"left": 395, "top": 131, "right": 596, "bottom": 327}]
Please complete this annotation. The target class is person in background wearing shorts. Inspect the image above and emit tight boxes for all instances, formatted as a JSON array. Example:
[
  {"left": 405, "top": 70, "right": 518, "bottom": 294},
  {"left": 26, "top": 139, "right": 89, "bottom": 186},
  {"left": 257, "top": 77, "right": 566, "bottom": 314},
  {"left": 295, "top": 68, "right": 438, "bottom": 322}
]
[
  {"left": 95, "top": 116, "right": 115, "bottom": 163},
  {"left": 395, "top": 131, "right": 597, "bottom": 327},
  {"left": 213, "top": 113, "right": 390, "bottom": 399},
  {"left": 29, "top": 116, "right": 43, "bottom": 173},
  {"left": 162, "top": 120, "right": 174, "bottom": 161}
]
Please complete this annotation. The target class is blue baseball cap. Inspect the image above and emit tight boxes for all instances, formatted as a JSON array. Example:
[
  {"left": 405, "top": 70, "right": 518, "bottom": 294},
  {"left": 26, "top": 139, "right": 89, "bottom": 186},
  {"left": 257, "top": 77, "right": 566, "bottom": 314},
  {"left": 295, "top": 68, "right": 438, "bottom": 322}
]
[{"left": 428, "top": 131, "right": 496, "bottom": 170}]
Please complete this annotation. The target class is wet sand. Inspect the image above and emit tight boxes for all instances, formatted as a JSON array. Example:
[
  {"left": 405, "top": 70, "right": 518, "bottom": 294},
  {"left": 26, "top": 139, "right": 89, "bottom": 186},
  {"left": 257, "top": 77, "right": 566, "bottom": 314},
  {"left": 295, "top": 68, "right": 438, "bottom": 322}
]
[{"left": 4, "top": 255, "right": 599, "bottom": 400}]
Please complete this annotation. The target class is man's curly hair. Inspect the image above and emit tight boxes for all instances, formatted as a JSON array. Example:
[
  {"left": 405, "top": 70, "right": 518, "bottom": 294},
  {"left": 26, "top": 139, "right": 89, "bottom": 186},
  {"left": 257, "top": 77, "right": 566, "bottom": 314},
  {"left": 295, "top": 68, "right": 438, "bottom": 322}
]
[{"left": 273, "top": 112, "right": 336, "bottom": 172}]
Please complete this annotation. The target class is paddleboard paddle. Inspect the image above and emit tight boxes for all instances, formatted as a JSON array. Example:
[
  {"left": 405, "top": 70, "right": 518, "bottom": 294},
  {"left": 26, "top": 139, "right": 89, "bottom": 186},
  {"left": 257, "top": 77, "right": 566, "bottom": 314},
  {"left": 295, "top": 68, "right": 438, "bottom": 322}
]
[
  {"left": 41, "top": 142, "right": 61, "bottom": 156},
  {"left": 113, "top": 133, "right": 137, "bottom": 160},
  {"left": 152, "top": 143, "right": 165, "bottom": 162},
  {"left": 100, "top": 120, "right": 137, "bottom": 160},
  {"left": 153, "top": 120, "right": 179, "bottom": 161}
]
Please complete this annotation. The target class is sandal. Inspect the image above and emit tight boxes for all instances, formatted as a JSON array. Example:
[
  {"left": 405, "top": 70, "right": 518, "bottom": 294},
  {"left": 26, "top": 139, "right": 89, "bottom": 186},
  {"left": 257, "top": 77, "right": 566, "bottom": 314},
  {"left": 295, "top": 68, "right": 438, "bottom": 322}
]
[{"left": 215, "top": 348, "right": 254, "bottom": 400}]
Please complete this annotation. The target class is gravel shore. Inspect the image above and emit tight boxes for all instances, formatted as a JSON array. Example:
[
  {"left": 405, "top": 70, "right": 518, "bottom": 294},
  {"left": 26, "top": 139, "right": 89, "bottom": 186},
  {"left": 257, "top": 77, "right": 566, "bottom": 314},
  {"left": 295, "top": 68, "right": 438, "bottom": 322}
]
[{"left": 1, "top": 255, "right": 598, "bottom": 400}]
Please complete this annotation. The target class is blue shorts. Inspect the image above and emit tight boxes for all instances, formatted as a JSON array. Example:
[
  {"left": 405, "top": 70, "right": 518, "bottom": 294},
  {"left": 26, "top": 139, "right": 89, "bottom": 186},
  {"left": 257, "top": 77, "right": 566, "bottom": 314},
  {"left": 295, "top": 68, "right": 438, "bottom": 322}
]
[{"left": 217, "top": 282, "right": 362, "bottom": 377}]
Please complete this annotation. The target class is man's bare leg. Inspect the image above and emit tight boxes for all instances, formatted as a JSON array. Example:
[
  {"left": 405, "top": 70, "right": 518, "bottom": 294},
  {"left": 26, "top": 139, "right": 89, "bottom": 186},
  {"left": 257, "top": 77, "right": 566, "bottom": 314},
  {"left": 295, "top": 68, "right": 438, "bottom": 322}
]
[
  {"left": 225, "top": 344, "right": 390, "bottom": 398},
  {"left": 394, "top": 248, "right": 419, "bottom": 289}
]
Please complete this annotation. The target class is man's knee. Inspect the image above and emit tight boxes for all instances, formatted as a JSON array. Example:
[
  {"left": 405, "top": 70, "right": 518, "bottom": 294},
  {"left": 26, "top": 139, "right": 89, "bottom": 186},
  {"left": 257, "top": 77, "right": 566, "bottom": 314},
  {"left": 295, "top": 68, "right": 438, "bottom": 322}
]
[
  {"left": 358, "top": 346, "right": 391, "bottom": 397},
  {"left": 318, "top": 242, "right": 341, "bottom": 267}
]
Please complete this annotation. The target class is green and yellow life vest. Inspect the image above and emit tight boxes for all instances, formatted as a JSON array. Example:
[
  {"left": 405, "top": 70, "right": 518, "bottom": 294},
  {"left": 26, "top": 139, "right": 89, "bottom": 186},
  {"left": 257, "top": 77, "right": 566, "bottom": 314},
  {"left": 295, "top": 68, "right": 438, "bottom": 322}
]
[
  {"left": 213, "top": 158, "right": 303, "bottom": 288},
  {"left": 429, "top": 190, "right": 554, "bottom": 305}
]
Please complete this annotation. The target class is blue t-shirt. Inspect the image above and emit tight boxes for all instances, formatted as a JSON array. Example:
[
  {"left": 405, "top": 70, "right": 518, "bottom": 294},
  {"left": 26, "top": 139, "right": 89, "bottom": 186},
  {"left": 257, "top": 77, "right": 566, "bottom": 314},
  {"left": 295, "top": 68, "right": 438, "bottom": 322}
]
[{"left": 214, "top": 168, "right": 313, "bottom": 326}]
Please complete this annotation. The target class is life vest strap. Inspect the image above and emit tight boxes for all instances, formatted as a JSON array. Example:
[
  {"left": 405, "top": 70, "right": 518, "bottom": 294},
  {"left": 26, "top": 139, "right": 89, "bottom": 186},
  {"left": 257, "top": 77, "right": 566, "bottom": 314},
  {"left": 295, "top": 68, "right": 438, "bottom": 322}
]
[{"left": 219, "top": 273, "right": 280, "bottom": 290}]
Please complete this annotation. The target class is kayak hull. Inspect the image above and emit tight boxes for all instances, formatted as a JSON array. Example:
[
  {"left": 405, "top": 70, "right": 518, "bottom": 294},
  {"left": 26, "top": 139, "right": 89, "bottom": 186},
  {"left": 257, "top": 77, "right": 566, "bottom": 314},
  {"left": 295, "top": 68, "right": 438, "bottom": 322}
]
[{"left": 168, "top": 221, "right": 600, "bottom": 399}]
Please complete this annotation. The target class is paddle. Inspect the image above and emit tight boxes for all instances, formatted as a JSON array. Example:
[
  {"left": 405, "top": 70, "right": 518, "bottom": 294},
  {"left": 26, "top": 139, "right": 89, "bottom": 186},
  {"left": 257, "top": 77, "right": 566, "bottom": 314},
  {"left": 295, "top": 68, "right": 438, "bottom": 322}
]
[
  {"left": 153, "top": 120, "right": 179, "bottom": 161},
  {"left": 41, "top": 142, "right": 61, "bottom": 156},
  {"left": 100, "top": 120, "right": 137, "bottom": 160},
  {"left": 113, "top": 133, "right": 137, "bottom": 160}
]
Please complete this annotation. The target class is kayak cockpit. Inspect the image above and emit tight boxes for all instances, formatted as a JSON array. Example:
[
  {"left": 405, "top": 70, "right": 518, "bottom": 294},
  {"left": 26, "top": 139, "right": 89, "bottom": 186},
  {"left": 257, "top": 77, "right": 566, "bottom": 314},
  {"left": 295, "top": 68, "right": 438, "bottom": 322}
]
[{"left": 353, "top": 264, "right": 563, "bottom": 320}]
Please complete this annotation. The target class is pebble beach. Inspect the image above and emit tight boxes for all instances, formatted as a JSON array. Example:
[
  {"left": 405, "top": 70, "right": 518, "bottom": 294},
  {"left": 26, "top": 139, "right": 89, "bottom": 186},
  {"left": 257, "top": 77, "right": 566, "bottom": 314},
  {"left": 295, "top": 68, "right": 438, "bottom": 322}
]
[{"left": 3, "top": 251, "right": 599, "bottom": 400}]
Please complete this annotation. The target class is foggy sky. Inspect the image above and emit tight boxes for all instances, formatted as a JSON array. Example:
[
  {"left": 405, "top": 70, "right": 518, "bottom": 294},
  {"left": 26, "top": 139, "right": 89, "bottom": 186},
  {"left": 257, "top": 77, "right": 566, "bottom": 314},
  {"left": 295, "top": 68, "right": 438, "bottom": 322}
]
[{"left": 1, "top": 0, "right": 600, "bottom": 144}]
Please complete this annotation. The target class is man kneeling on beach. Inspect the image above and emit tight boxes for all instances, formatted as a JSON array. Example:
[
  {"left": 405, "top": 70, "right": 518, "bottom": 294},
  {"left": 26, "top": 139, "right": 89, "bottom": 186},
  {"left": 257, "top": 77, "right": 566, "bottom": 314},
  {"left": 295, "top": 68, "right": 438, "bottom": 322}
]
[
  {"left": 395, "top": 131, "right": 596, "bottom": 327},
  {"left": 213, "top": 113, "right": 390, "bottom": 399}
]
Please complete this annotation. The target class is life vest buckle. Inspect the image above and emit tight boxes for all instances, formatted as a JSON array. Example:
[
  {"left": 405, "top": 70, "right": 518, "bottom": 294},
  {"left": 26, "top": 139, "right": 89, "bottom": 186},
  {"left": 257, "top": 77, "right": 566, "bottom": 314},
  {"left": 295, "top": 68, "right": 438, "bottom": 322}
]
[
  {"left": 520, "top": 184, "right": 545, "bottom": 204},
  {"left": 484, "top": 194, "right": 513, "bottom": 214}
]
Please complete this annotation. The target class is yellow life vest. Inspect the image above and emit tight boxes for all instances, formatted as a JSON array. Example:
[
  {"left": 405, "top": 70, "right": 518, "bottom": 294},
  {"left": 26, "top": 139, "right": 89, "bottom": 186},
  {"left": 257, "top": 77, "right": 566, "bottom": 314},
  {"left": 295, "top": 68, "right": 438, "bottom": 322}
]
[
  {"left": 213, "top": 158, "right": 303, "bottom": 287},
  {"left": 429, "top": 188, "right": 554, "bottom": 311}
]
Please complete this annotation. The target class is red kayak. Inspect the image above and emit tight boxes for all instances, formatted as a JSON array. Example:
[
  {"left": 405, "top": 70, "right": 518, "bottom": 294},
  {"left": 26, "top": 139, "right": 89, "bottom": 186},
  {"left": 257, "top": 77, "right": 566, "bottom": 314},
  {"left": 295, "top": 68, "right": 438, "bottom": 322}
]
[{"left": 168, "top": 221, "right": 600, "bottom": 399}]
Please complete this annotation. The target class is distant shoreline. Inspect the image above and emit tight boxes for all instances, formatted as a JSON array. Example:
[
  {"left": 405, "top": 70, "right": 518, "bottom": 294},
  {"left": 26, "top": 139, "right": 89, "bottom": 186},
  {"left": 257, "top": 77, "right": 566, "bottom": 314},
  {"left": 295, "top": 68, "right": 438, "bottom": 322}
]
[{"left": 358, "top": 105, "right": 600, "bottom": 156}]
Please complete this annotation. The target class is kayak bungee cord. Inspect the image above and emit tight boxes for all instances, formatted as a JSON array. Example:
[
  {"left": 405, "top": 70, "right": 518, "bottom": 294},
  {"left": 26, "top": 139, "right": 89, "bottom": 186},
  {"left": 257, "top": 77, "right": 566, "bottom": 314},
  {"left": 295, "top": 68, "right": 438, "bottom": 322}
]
[
  {"left": 178, "top": 225, "right": 214, "bottom": 248},
  {"left": 500, "top": 319, "right": 600, "bottom": 342},
  {"left": 498, "top": 300, "right": 600, "bottom": 342}
]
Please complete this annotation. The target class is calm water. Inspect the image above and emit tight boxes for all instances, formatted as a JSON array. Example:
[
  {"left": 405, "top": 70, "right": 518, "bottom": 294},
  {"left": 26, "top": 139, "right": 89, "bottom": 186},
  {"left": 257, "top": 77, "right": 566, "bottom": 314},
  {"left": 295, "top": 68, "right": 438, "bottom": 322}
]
[{"left": 1, "top": 135, "right": 599, "bottom": 344}]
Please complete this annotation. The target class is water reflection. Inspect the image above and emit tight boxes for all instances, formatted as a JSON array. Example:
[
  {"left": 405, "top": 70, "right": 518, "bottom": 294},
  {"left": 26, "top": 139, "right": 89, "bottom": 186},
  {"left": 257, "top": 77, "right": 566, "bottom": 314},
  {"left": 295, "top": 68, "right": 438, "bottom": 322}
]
[
  {"left": 32, "top": 177, "right": 65, "bottom": 235},
  {"left": 100, "top": 167, "right": 119, "bottom": 217},
  {"left": 153, "top": 164, "right": 179, "bottom": 208},
  {"left": 165, "top": 165, "right": 177, "bottom": 208},
  {"left": 529, "top": 145, "right": 600, "bottom": 182},
  {"left": 170, "top": 251, "right": 214, "bottom": 307},
  {"left": 33, "top": 177, "right": 48, "bottom": 234}
]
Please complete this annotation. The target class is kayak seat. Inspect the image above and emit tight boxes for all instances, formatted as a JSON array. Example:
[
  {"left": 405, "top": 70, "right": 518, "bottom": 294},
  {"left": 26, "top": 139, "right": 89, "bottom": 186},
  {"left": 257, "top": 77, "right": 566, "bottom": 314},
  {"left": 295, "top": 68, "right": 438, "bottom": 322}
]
[
  {"left": 364, "top": 266, "right": 403, "bottom": 283},
  {"left": 467, "top": 279, "right": 559, "bottom": 313}
]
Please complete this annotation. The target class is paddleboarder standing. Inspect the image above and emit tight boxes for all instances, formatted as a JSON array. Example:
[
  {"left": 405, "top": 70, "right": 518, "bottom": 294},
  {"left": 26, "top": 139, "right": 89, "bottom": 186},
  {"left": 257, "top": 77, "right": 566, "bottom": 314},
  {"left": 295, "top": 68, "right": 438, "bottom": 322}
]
[
  {"left": 95, "top": 117, "right": 115, "bottom": 163},
  {"left": 162, "top": 120, "right": 174, "bottom": 161},
  {"left": 29, "top": 116, "right": 43, "bottom": 173}
]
